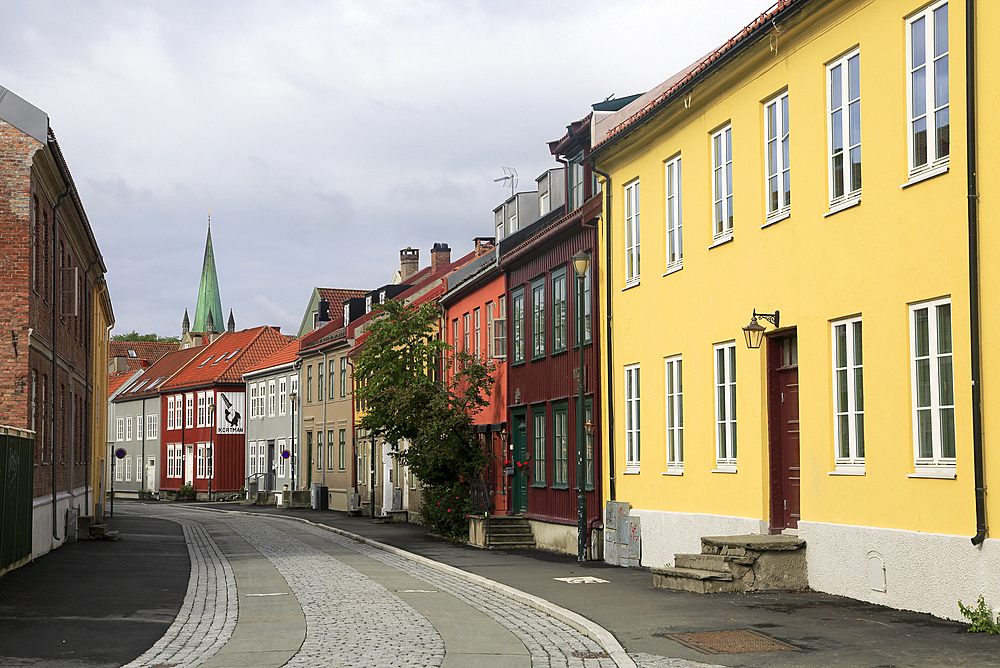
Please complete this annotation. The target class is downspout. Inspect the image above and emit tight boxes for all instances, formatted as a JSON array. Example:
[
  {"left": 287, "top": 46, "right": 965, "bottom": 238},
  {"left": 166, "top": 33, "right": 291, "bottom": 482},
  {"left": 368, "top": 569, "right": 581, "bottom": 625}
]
[
  {"left": 51, "top": 186, "right": 71, "bottom": 540},
  {"left": 141, "top": 396, "right": 146, "bottom": 493},
  {"left": 966, "top": 0, "right": 986, "bottom": 546},
  {"left": 592, "top": 165, "right": 615, "bottom": 502},
  {"left": 322, "top": 351, "right": 328, "bottom": 489}
]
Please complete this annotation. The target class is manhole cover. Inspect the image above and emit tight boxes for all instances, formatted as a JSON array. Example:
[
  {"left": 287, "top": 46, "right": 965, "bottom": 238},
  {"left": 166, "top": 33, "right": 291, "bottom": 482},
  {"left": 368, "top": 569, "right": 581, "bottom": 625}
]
[
  {"left": 572, "top": 651, "right": 610, "bottom": 659},
  {"left": 665, "top": 629, "right": 800, "bottom": 655}
]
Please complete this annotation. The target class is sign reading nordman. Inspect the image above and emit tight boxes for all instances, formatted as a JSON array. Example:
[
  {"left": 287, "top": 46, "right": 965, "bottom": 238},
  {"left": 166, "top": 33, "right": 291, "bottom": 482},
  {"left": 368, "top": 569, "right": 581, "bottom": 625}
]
[{"left": 216, "top": 391, "right": 245, "bottom": 435}]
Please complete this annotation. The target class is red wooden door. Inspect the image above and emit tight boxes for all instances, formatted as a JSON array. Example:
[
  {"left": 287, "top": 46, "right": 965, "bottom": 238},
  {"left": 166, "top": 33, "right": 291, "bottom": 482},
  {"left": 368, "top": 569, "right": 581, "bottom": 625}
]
[{"left": 768, "top": 334, "right": 800, "bottom": 532}]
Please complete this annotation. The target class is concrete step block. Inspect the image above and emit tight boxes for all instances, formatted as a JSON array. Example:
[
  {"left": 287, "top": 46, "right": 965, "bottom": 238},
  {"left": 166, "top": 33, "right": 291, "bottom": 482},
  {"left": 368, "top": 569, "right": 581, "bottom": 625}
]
[{"left": 674, "top": 553, "right": 729, "bottom": 572}]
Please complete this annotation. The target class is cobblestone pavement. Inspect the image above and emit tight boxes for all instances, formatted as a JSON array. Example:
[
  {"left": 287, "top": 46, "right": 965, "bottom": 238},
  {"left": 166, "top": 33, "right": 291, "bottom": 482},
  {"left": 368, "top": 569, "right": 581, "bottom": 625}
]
[{"left": 120, "top": 505, "right": 716, "bottom": 668}]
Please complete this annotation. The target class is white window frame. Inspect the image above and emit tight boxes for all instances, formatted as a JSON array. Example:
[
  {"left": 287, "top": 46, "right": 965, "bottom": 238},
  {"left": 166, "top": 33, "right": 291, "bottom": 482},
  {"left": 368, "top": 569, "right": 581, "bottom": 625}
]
[
  {"left": 136, "top": 414, "right": 143, "bottom": 441},
  {"left": 474, "top": 307, "right": 481, "bottom": 357},
  {"left": 167, "top": 396, "right": 174, "bottom": 430},
  {"left": 664, "top": 155, "right": 683, "bottom": 273},
  {"left": 279, "top": 376, "right": 287, "bottom": 415},
  {"left": 906, "top": 0, "right": 949, "bottom": 179},
  {"left": 827, "top": 49, "right": 862, "bottom": 207},
  {"left": 174, "top": 443, "right": 184, "bottom": 479},
  {"left": 197, "top": 392, "right": 206, "bottom": 427},
  {"left": 764, "top": 92, "right": 790, "bottom": 221},
  {"left": 277, "top": 438, "right": 287, "bottom": 477},
  {"left": 197, "top": 443, "right": 206, "bottom": 478},
  {"left": 714, "top": 342, "right": 737, "bottom": 471},
  {"left": 126, "top": 416, "right": 133, "bottom": 441},
  {"left": 174, "top": 395, "right": 183, "bottom": 430},
  {"left": 185, "top": 394, "right": 194, "bottom": 428},
  {"left": 146, "top": 414, "right": 158, "bottom": 440},
  {"left": 664, "top": 355, "right": 683, "bottom": 473},
  {"left": 116, "top": 416, "right": 125, "bottom": 442},
  {"left": 268, "top": 379, "right": 276, "bottom": 417},
  {"left": 711, "top": 125, "right": 734, "bottom": 243},
  {"left": 167, "top": 443, "right": 175, "bottom": 478},
  {"left": 624, "top": 363, "right": 641, "bottom": 471},
  {"left": 909, "top": 297, "right": 956, "bottom": 475},
  {"left": 624, "top": 179, "right": 640, "bottom": 286},
  {"left": 832, "top": 316, "right": 865, "bottom": 473},
  {"left": 258, "top": 382, "right": 266, "bottom": 417}
]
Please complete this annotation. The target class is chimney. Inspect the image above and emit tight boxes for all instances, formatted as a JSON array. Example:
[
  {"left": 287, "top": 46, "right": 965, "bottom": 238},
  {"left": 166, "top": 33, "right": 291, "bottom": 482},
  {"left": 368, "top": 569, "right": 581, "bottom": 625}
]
[
  {"left": 430, "top": 242, "right": 451, "bottom": 272},
  {"left": 400, "top": 247, "right": 419, "bottom": 280},
  {"left": 474, "top": 237, "right": 495, "bottom": 257},
  {"left": 140, "top": 358, "right": 151, "bottom": 369},
  {"left": 318, "top": 298, "right": 330, "bottom": 323}
]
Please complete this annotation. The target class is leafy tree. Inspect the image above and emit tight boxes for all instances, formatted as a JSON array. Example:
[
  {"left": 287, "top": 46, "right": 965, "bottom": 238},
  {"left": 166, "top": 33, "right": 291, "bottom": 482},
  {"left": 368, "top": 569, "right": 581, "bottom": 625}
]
[
  {"left": 353, "top": 299, "right": 496, "bottom": 536},
  {"left": 112, "top": 330, "right": 180, "bottom": 343}
]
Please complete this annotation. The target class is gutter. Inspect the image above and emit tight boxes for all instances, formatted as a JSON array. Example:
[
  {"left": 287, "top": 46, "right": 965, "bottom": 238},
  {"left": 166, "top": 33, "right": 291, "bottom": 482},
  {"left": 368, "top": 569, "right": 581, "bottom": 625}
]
[
  {"left": 591, "top": 165, "right": 615, "bottom": 502},
  {"left": 966, "top": 0, "right": 986, "bottom": 546}
]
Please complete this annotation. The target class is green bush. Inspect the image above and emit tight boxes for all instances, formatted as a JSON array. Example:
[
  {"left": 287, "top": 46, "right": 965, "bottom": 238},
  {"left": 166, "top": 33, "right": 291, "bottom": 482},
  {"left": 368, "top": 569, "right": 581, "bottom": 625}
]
[
  {"left": 958, "top": 595, "right": 1000, "bottom": 634},
  {"left": 177, "top": 484, "right": 196, "bottom": 499},
  {"left": 420, "top": 482, "right": 471, "bottom": 541}
]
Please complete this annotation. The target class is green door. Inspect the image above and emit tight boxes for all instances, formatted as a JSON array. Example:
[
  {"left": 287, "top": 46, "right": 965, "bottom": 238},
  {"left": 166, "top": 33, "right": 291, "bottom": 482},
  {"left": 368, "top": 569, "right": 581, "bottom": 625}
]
[{"left": 511, "top": 410, "right": 527, "bottom": 514}]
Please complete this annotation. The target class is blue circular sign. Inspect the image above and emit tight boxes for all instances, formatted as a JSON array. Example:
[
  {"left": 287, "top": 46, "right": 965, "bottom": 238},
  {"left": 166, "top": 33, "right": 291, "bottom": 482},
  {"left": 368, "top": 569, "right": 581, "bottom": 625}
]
[
  {"left": 114, "top": 448, "right": 127, "bottom": 459},
  {"left": 281, "top": 450, "right": 291, "bottom": 459}
]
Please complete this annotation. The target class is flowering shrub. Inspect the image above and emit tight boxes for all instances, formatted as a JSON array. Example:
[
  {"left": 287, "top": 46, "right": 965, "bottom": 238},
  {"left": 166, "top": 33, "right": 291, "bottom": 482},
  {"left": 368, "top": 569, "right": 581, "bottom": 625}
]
[{"left": 421, "top": 481, "right": 471, "bottom": 541}]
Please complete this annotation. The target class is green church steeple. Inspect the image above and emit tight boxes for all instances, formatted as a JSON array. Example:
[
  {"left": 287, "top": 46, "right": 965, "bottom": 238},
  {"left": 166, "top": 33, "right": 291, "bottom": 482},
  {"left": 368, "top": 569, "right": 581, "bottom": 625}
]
[{"left": 193, "top": 217, "right": 224, "bottom": 334}]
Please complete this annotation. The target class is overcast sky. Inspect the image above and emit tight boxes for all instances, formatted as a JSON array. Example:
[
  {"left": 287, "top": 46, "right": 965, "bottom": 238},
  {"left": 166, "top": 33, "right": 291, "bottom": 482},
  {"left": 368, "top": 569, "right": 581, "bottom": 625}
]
[{"left": 2, "top": 0, "right": 775, "bottom": 338}]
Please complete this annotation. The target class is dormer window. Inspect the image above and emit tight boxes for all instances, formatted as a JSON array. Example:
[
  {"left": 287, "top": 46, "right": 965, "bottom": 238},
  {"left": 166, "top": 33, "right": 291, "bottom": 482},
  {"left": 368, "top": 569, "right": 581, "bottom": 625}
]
[
  {"left": 127, "top": 349, "right": 138, "bottom": 358},
  {"left": 344, "top": 308, "right": 349, "bottom": 327},
  {"left": 379, "top": 290, "right": 386, "bottom": 304},
  {"left": 199, "top": 355, "right": 214, "bottom": 367},
  {"left": 366, "top": 295, "right": 372, "bottom": 313}
]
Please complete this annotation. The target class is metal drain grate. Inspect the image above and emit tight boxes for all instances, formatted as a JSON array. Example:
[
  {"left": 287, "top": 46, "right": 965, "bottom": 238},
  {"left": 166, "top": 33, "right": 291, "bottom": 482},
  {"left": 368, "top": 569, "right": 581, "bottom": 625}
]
[
  {"left": 572, "top": 651, "right": 610, "bottom": 659},
  {"left": 665, "top": 629, "right": 800, "bottom": 655}
]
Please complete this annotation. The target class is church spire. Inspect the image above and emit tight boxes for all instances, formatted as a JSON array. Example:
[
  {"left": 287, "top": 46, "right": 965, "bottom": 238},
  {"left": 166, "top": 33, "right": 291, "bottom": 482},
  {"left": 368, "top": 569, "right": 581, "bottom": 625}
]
[{"left": 192, "top": 213, "right": 224, "bottom": 334}]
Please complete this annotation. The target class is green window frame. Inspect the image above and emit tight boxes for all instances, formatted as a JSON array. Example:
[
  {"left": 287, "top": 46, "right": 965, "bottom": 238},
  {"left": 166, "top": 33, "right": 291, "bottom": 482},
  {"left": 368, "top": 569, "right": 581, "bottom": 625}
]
[
  {"left": 532, "top": 405, "right": 546, "bottom": 487},
  {"left": 338, "top": 429, "right": 347, "bottom": 470},
  {"left": 327, "top": 430, "right": 336, "bottom": 469},
  {"left": 317, "top": 363, "right": 324, "bottom": 402},
  {"left": 306, "top": 366, "right": 313, "bottom": 403},
  {"left": 512, "top": 287, "right": 526, "bottom": 364},
  {"left": 328, "top": 360, "right": 336, "bottom": 400},
  {"left": 551, "top": 268, "right": 567, "bottom": 353},
  {"left": 531, "top": 278, "right": 545, "bottom": 359},
  {"left": 552, "top": 403, "right": 568, "bottom": 488}
]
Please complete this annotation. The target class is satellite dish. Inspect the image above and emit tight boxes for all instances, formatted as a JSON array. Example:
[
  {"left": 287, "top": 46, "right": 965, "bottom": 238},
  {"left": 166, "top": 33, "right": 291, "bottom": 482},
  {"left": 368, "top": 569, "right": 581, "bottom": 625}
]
[{"left": 493, "top": 167, "right": 518, "bottom": 197}]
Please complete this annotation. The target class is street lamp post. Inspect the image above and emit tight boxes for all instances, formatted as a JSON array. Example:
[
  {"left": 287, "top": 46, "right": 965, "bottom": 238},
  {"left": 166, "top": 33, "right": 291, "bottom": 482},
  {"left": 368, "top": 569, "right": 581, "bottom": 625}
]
[
  {"left": 572, "top": 249, "right": 591, "bottom": 562},
  {"left": 289, "top": 390, "right": 297, "bottom": 491}
]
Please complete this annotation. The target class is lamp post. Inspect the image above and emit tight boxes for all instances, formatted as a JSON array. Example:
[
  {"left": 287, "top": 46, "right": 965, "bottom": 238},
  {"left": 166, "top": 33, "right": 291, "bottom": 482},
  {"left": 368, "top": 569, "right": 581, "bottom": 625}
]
[
  {"left": 289, "top": 389, "right": 297, "bottom": 491},
  {"left": 572, "top": 249, "right": 591, "bottom": 562}
]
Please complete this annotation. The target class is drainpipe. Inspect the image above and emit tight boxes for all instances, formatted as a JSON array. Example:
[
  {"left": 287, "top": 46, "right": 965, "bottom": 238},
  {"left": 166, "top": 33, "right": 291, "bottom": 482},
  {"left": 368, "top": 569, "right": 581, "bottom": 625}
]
[
  {"left": 966, "top": 0, "right": 986, "bottom": 546},
  {"left": 51, "top": 186, "right": 70, "bottom": 540},
  {"left": 591, "top": 165, "right": 615, "bottom": 502},
  {"left": 322, "top": 351, "right": 328, "bottom": 489}
]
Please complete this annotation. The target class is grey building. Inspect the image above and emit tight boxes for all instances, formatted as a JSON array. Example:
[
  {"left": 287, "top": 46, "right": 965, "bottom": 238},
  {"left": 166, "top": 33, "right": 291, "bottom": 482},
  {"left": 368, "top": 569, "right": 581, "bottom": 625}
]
[{"left": 243, "top": 339, "right": 301, "bottom": 494}]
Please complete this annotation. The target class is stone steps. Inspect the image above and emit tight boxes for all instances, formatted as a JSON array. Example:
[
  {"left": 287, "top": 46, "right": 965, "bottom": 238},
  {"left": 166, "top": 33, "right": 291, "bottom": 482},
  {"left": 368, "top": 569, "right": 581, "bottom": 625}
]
[
  {"left": 653, "top": 534, "right": 806, "bottom": 594},
  {"left": 651, "top": 566, "right": 737, "bottom": 594},
  {"left": 486, "top": 516, "right": 535, "bottom": 548}
]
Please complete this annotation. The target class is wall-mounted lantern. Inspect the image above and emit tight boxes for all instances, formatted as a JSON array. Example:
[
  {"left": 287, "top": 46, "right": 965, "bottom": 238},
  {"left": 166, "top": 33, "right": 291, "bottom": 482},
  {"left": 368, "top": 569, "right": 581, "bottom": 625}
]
[{"left": 742, "top": 310, "right": 780, "bottom": 349}]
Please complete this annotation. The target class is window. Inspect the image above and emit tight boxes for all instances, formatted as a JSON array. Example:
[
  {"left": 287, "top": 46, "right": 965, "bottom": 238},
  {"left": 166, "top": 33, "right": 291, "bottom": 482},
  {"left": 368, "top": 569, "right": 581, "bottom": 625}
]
[
  {"left": 185, "top": 394, "right": 194, "bottom": 428},
  {"left": 307, "top": 431, "right": 314, "bottom": 468},
  {"left": 136, "top": 414, "right": 143, "bottom": 441},
  {"left": 175, "top": 444, "right": 184, "bottom": 479},
  {"left": 512, "top": 288, "right": 525, "bottom": 364},
  {"left": 146, "top": 414, "right": 158, "bottom": 440},
  {"left": 624, "top": 364, "right": 641, "bottom": 470},
  {"left": 551, "top": 268, "right": 567, "bottom": 353},
  {"left": 714, "top": 342, "right": 737, "bottom": 470},
  {"left": 116, "top": 417, "right": 124, "bottom": 442},
  {"left": 340, "top": 357, "right": 348, "bottom": 397},
  {"left": 510, "top": 212, "right": 518, "bottom": 234},
  {"left": 317, "top": 363, "right": 324, "bottom": 402},
  {"left": 328, "top": 430, "right": 336, "bottom": 469},
  {"left": 167, "top": 443, "right": 175, "bottom": 478},
  {"left": 175, "top": 395, "right": 183, "bottom": 429},
  {"left": 584, "top": 400, "right": 594, "bottom": 490},
  {"left": 279, "top": 376, "right": 287, "bottom": 415},
  {"left": 552, "top": 404, "right": 568, "bottom": 487},
  {"left": 712, "top": 125, "right": 734, "bottom": 242},
  {"left": 575, "top": 266, "right": 592, "bottom": 346},
  {"left": 198, "top": 392, "right": 206, "bottom": 426},
  {"left": 532, "top": 407, "right": 546, "bottom": 486},
  {"left": 828, "top": 49, "right": 862, "bottom": 204},
  {"left": 474, "top": 308, "right": 481, "bottom": 357},
  {"left": 833, "top": 317, "right": 865, "bottom": 470},
  {"left": 277, "top": 439, "right": 287, "bottom": 477},
  {"left": 365, "top": 295, "right": 372, "bottom": 313},
  {"left": 256, "top": 382, "right": 265, "bottom": 418},
  {"left": 126, "top": 416, "right": 133, "bottom": 441},
  {"left": 569, "top": 157, "right": 585, "bottom": 209},
  {"left": 452, "top": 318, "right": 459, "bottom": 356},
  {"left": 907, "top": 1, "right": 949, "bottom": 176},
  {"left": 491, "top": 299, "right": 507, "bottom": 360},
  {"left": 540, "top": 190, "right": 550, "bottom": 215},
  {"left": 167, "top": 396, "right": 174, "bottom": 430},
  {"left": 197, "top": 443, "right": 206, "bottom": 478},
  {"left": 125, "top": 457, "right": 132, "bottom": 481},
  {"left": 268, "top": 380, "right": 276, "bottom": 416},
  {"left": 316, "top": 431, "right": 323, "bottom": 470},
  {"left": 250, "top": 384, "right": 258, "bottom": 419},
  {"left": 338, "top": 429, "right": 346, "bottom": 470},
  {"left": 910, "top": 298, "right": 955, "bottom": 469},
  {"left": 531, "top": 278, "right": 545, "bottom": 359},
  {"left": 665, "top": 155, "right": 683, "bottom": 271},
  {"left": 764, "top": 92, "right": 791, "bottom": 220},
  {"left": 328, "top": 360, "right": 335, "bottom": 401},
  {"left": 307, "top": 366, "right": 313, "bottom": 403},
  {"left": 665, "top": 355, "right": 684, "bottom": 471},
  {"left": 463, "top": 313, "right": 470, "bottom": 352},
  {"left": 624, "top": 180, "right": 640, "bottom": 285}
]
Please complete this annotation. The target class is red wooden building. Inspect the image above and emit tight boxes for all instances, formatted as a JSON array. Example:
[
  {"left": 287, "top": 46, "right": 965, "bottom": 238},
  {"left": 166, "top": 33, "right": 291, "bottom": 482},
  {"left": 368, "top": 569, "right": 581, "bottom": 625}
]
[
  {"left": 158, "top": 326, "right": 289, "bottom": 497},
  {"left": 497, "top": 112, "right": 603, "bottom": 556}
]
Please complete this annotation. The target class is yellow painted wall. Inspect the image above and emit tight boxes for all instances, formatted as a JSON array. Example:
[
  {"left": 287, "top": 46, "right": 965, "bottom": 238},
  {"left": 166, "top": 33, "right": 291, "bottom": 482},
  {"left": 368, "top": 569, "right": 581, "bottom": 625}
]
[{"left": 598, "top": 0, "right": 986, "bottom": 536}]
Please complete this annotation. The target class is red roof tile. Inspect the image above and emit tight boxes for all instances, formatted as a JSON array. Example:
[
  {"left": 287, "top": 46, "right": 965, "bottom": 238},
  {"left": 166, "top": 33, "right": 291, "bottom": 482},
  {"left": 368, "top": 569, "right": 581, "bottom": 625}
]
[
  {"left": 113, "top": 347, "right": 203, "bottom": 400},
  {"left": 243, "top": 338, "right": 302, "bottom": 375},
  {"left": 109, "top": 341, "right": 178, "bottom": 371},
  {"left": 108, "top": 371, "right": 138, "bottom": 397},
  {"left": 317, "top": 288, "right": 368, "bottom": 325},
  {"left": 160, "top": 326, "right": 290, "bottom": 391}
]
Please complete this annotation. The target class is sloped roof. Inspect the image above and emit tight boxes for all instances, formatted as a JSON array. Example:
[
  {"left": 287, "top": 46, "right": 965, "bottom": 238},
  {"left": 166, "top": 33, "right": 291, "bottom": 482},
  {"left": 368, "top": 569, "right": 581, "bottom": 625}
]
[
  {"left": 109, "top": 341, "right": 177, "bottom": 371},
  {"left": 317, "top": 288, "right": 368, "bottom": 323},
  {"left": 243, "top": 338, "right": 302, "bottom": 376},
  {"left": 160, "top": 326, "right": 289, "bottom": 391},
  {"left": 193, "top": 226, "right": 224, "bottom": 333},
  {"left": 113, "top": 347, "right": 202, "bottom": 401},
  {"left": 108, "top": 371, "right": 139, "bottom": 397}
]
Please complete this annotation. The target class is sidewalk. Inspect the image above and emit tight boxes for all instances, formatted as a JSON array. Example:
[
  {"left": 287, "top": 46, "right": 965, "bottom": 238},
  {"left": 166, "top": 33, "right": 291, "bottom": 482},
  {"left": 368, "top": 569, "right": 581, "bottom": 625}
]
[{"left": 205, "top": 501, "right": 1000, "bottom": 667}]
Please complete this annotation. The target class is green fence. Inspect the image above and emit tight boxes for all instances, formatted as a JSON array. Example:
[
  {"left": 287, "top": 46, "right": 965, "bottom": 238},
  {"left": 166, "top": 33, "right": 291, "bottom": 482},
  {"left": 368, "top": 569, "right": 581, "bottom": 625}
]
[{"left": 1, "top": 426, "right": 34, "bottom": 575}]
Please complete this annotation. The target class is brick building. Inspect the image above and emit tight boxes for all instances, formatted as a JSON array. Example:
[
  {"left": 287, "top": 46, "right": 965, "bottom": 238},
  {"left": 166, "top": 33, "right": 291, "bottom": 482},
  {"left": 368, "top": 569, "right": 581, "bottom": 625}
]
[{"left": 0, "top": 85, "right": 112, "bottom": 559}]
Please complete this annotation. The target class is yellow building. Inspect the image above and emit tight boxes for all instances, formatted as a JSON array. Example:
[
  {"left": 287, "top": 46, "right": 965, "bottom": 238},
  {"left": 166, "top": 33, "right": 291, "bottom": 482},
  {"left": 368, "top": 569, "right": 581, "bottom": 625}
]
[{"left": 592, "top": 0, "right": 998, "bottom": 619}]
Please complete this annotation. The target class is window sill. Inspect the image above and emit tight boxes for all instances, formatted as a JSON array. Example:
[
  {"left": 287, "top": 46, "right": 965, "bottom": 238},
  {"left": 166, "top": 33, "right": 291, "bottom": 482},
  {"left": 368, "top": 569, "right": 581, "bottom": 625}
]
[
  {"left": 662, "top": 468, "right": 683, "bottom": 476},
  {"left": 622, "top": 280, "right": 641, "bottom": 291},
  {"left": 901, "top": 162, "right": 949, "bottom": 189},
  {"left": 824, "top": 197, "right": 861, "bottom": 217},
  {"left": 551, "top": 484, "right": 570, "bottom": 490},
  {"left": 531, "top": 483, "right": 547, "bottom": 489},
  {"left": 908, "top": 467, "right": 956, "bottom": 479},
  {"left": 829, "top": 466, "right": 865, "bottom": 476},
  {"left": 708, "top": 235, "right": 734, "bottom": 250},
  {"left": 662, "top": 263, "right": 683, "bottom": 277},
  {"left": 622, "top": 467, "right": 640, "bottom": 475},
  {"left": 761, "top": 210, "right": 790, "bottom": 228},
  {"left": 712, "top": 466, "right": 737, "bottom": 473}
]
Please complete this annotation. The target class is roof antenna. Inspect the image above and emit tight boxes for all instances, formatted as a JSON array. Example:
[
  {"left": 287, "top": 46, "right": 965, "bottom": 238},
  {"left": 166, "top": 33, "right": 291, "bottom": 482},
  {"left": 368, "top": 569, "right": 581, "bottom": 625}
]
[{"left": 494, "top": 167, "right": 518, "bottom": 198}]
